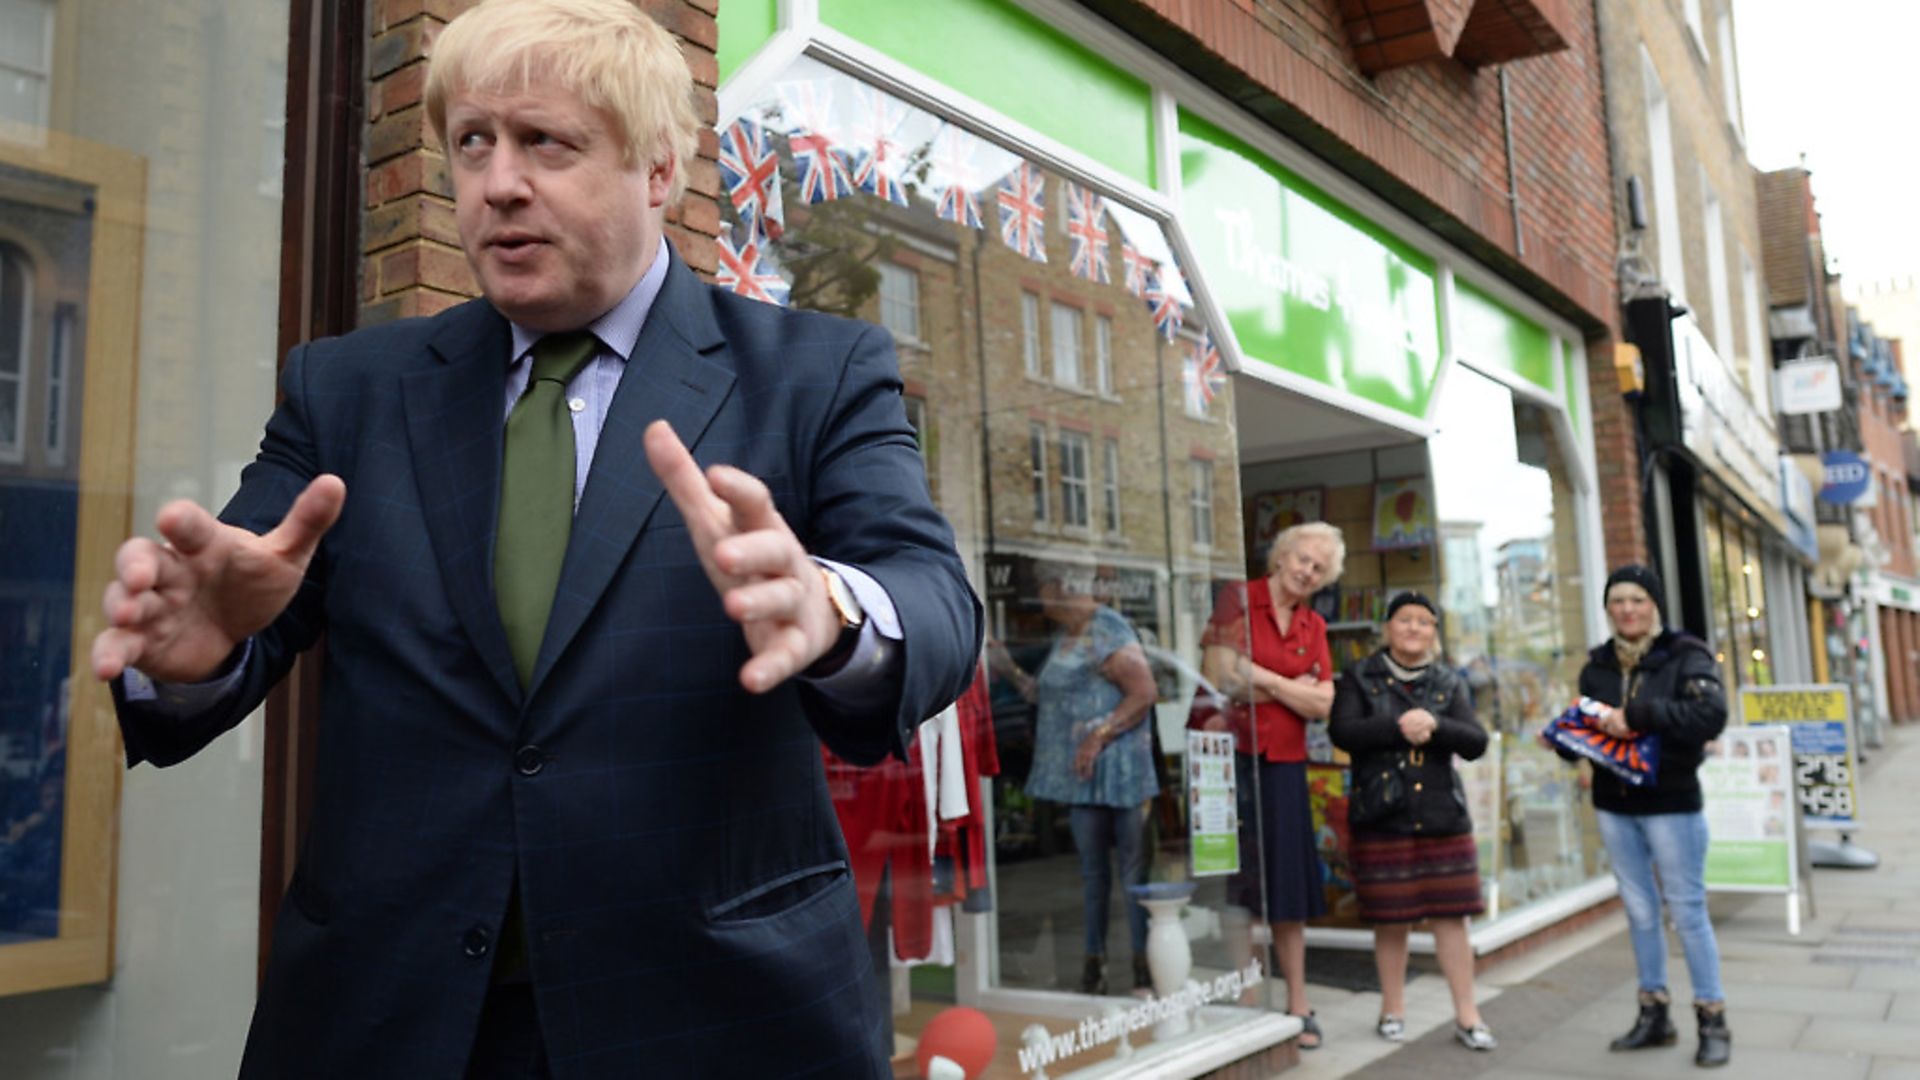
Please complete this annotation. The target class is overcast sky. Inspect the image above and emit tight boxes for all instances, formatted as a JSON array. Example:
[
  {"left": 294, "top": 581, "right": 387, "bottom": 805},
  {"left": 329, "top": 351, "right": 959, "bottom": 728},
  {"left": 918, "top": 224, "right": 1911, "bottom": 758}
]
[{"left": 1735, "top": 0, "right": 1920, "bottom": 288}]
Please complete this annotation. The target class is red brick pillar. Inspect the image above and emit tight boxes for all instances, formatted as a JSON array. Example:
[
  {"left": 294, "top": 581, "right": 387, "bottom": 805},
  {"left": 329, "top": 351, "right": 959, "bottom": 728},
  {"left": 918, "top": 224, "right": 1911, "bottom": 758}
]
[
  {"left": 1588, "top": 335, "right": 1647, "bottom": 570},
  {"left": 361, "top": 0, "right": 722, "bottom": 327}
]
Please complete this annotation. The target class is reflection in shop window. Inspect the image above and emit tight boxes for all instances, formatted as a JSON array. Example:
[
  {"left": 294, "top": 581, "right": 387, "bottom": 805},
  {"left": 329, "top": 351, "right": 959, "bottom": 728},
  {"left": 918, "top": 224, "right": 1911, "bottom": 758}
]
[
  {"left": 0, "top": 242, "right": 27, "bottom": 461},
  {"left": 1094, "top": 314, "right": 1113, "bottom": 396},
  {"left": 1102, "top": 436, "right": 1120, "bottom": 533},
  {"left": 43, "top": 302, "right": 72, "bottom": 466},
  {"left": 1050, "top": 300, "right": 1082, "bottom": 389},
  {"left": 1021, "top": 290, "right": 1041, "bottom": 377},
  {"left": 1030, "top": 421, "right": 1050, "bottom": 523},
  {"left": 1059, "top": 430, "right": 1090, "bottom": 529},
  {"left": 1190, "top": 457, "right": 1214, "bottom": 547},
  {"left": 877, "top": 260, "right": 920, "bottom": 344},
  {"left": 903, "top": 394, "right": 927, "bottom": 457}
]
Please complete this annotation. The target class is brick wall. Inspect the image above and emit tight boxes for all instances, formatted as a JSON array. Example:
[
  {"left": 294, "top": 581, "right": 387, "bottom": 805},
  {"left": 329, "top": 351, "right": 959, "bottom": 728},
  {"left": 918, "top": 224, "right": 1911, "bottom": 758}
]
[{"left": 360, "top": 0, "right": 721, "bottom": 327}]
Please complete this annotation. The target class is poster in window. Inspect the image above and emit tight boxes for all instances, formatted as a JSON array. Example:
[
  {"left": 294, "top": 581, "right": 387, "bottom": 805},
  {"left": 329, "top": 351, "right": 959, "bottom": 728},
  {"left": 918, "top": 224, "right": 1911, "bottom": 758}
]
[
  {"left": 0, "top": 132, "right": 145, "bottom": 995},
  {"left": 1247, "top": 487, "right": 1323, "bottom": 561},
  {"left": 1371, "top": 477, "right": 1435, "bottom": 551}
]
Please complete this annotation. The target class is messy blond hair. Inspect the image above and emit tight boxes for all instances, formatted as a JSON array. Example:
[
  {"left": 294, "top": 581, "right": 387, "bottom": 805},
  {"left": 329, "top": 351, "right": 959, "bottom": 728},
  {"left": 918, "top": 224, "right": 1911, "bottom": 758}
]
[
  {"left": 1268, "top": 521, "right": 1347, "bottom": 587},
  {"left": 426, "top": 0, "right": 700, "bottom": 204}
]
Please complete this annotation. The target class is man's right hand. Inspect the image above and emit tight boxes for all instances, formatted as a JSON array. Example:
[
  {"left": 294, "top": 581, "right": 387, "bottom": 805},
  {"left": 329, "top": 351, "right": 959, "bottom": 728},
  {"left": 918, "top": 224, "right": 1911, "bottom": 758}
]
[{"left": 91, "top": 475, "right": 346, "bottom": 684}]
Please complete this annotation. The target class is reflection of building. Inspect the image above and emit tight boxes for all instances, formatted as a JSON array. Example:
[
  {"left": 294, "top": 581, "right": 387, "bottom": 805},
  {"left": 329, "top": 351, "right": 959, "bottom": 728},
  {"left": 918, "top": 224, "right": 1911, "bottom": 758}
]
[
  {"left": 1439, "top": 520, "right": 1488, "bottom": 655},
  {"left": 1493, "top": 537, "right": 1555, "bottom": 647}
]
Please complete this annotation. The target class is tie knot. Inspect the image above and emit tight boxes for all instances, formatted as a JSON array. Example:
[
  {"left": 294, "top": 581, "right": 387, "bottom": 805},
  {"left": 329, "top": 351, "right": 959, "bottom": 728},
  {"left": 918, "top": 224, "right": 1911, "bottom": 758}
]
[{"left": 529, "top": 331, "right": 599, "bottom": 387}]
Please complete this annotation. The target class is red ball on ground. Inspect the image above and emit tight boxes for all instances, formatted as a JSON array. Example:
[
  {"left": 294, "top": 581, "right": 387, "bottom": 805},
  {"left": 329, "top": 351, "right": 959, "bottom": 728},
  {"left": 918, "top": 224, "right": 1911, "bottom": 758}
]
[{"left": 916, "top": 1006, "right": 996, "bottom": 1079}]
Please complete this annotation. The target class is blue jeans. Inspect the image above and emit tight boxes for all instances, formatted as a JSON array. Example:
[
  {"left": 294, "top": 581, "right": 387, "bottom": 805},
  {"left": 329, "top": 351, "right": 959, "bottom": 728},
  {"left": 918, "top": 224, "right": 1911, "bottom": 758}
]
[
  {"left": 1068, "top": 804, "right": 1149, "bottom": 958},
  {"left": 1596, "top": 809, "right": 1724, "bottom": 1003}
]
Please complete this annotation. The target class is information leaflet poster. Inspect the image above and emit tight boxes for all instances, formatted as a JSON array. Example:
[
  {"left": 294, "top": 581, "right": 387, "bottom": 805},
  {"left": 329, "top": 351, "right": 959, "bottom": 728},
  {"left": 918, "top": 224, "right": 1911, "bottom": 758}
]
[
  {"left": 1702, "top": 726, "right": 1796, "bottom": 891},
  {"left": 1187, "top": 730, "right": 1239, "bottom": 876},
  {"left": 1738, "top": 685, "right": 1859, "bottom": 828}
]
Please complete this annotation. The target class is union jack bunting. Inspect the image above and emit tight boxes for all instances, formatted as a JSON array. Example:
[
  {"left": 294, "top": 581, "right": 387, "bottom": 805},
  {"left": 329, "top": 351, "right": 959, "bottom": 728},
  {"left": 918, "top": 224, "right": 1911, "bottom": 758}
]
[
  {"left": 995, "top": 162, "right": 1047, "bottom": 262},
  {"left": 930, "top": 126, "right": 984, "bottom": 229},
  {"left": 1119, "top": 241, "right": 1155, "bottom": 299},
  {"left": 848, "top": 87, "right": 910, "bottom": 207},
  {"left": 1143, "top": 269, "right": 1183, "bottom": 341},
  {"left": 716, "top": 233, "right": 790, "bottom": 307},
  {"left": 1063, "top": 182, "right": 1111, "bottom": 284},
  {"left": 778, "top": 81, "right": 855, "bottom": 204},
  {"left": 718, "top": 116, "right": 784, "bottom": 241},
  {"left": 1192, "top": 331, "right": 1226, "bottom": 405}
]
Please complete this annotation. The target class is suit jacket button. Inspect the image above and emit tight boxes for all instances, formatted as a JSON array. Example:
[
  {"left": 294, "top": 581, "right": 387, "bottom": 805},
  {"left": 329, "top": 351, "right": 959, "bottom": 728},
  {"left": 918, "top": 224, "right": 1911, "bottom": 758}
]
[
  {"left": 462, "top": 924, "right": 491, "bottom": 959},
  {"left": 515, "top": 746, "right": 546, "bottom": 776}
]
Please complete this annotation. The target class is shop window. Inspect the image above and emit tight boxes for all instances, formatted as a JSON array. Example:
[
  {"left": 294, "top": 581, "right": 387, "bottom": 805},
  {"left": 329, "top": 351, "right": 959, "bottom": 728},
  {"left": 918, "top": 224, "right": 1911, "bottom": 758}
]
[
  {"left": 1101, "top": 436, "right": 1120, "bottom": 533},
  {"left": 1059, "top": 430, "right": 1090, "bottom": 529},
  {"left": 725, "top": 55, "right": 1250, "bottom": 1063},
  {"left": 1050, "top": 300, "right": 1082, "bottom": 389},
  {"left": 0, "top": 242, "right": 26, "bottom": 462},
  {"left": 0, "top": 0, "right": 54, "bottom": 132},
  {"left": 876, "top": 261, "right": 920, "bottom": 344},
  {"left": 1190, "top": 457, "right": 1214, "bottom": 548}
]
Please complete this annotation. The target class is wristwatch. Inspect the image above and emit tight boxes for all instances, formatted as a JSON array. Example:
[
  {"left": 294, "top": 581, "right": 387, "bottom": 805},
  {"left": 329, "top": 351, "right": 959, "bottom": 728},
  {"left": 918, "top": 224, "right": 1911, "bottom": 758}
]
[{"left": 808, "top": 565, "right": 867, "bottom": 676}]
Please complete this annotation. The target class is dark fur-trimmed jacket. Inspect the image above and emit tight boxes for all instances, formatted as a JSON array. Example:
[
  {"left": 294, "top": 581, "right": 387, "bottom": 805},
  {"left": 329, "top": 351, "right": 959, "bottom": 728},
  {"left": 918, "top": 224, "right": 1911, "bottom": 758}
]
[
  {"left": 1574, "top": 630, "right": 1728, "bottom": 815},
  {"left": 1329, "top": 651, "right": 1488, "bottom": 837}
]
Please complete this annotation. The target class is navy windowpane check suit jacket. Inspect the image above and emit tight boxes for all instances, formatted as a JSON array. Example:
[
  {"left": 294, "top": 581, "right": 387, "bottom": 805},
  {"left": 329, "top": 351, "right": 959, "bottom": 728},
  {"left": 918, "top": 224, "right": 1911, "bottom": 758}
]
[{"left": 113, "top": 248, "right": 983, "bottom": 1079}]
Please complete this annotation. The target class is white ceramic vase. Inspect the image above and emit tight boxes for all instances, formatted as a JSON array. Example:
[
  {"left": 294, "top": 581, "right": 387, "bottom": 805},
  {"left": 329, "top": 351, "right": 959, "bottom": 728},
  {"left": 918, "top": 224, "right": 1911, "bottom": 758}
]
[{"left": 1138, "top": 893, "right": 1194, "bottom": 1039}]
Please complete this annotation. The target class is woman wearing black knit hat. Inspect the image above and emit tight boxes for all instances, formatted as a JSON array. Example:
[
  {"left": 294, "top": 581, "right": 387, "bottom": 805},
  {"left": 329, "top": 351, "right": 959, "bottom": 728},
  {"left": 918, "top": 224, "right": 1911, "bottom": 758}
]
[
  {"left": 1569, "top": 564, "right": 1732, "bottom": 1068},
  {"left": 1328, "top": 591, "right": 1495, "bottom": 1051}
]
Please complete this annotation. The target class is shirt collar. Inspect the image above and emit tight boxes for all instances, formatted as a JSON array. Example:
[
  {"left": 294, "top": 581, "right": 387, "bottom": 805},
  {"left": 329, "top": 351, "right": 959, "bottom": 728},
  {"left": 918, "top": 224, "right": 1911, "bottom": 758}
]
[{"left": 507, "top": 235, "right": 670, "bottom": 366}]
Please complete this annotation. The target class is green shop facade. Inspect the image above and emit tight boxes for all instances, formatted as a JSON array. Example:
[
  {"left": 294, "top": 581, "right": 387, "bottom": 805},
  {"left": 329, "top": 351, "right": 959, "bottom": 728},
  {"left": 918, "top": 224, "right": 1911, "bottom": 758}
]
[{"left": 716, "top": 0, "right": 1615, "bottom": 1074}]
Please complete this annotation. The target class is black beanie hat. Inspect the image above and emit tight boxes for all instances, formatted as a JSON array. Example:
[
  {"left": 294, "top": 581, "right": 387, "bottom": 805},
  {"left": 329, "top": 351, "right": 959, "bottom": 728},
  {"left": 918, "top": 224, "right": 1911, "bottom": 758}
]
[
  {"left": 1385, "top": 590, "right": 1438, "bottom": 621},
  {"left": 1604, "top": 564, "right": 1668, "bottom": 621}
]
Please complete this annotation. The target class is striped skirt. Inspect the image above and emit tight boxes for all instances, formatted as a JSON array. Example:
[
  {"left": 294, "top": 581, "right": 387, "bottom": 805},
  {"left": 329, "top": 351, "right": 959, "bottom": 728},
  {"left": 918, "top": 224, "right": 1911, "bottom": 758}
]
[{"left": 1349, "top": 830, "right": 1485, "bottom": 924}]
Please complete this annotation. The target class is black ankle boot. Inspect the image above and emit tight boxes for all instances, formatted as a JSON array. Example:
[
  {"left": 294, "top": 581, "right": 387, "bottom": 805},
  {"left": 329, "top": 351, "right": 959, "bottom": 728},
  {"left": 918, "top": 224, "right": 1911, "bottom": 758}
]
[
  {"left": 1695, "top": 1003, "right": 1731, "bottom": 1068},
  {"left": 1079, "top": 954, "right": 1107, "bottom": 995},
  {"left": 1609, "top": 990, "right": 1677, "bottom": 1051}
]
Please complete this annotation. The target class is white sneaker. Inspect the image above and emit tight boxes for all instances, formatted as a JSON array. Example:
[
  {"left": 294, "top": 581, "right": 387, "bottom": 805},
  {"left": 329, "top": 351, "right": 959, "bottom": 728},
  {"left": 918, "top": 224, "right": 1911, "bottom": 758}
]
[
  {"left": 1455, "top": 1023, "right": 1497, "bottom": 1051},
  {"left": 1376, "top": 1015, "right": 1405, "bottom": 1042}
]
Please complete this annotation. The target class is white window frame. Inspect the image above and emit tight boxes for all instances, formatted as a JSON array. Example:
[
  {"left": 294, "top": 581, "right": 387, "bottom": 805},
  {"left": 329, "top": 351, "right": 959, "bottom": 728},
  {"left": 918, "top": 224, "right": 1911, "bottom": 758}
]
[
  {"left": 0, "top": 243, "right": 32, "bottom": 465},
  {"left": 1049, "top": 300, "right": 1082, "bottom": 389},
  {"left": 876, "top": 261, "right": 921, "bottom": 344},
  {"left": 1740, "top": 252, "right": 1769, "bottom": 413},
  {"left": 1643, "top": 51, "right": 1686, "bottom": 305},
  {"left": 1021, "top": 291, "right": 1042, "bottom": 378},
  {"left": 1715, "top": 10, "right": 1743, "bottom": 136},
  {"left": 1102, "top": 436, "right": 1121, "bottom": 533},
  {"left": 1094, "top": 314, "right": 1114, "bottom": 396},
  {"left": 1029, "top": 421, "right": 1050, "bottom": 523},
  {"left": 1683, "top": 0, "right": 1708, "bottom": 58},
  {"left": 1058, "top": 430, "right": 1090, "bottom": 529},
  {"left": 0, "top": 0, "right": 56, "bottom": 134},
  {"left": 1702, "top": 171, "right": 1733, "bottom": 366},
  {"left": 44, "top": 301, "right": 73, "bottom": 466},
  {"left": 1189, "top": 457, "right": 1214, "bottom": 548}
]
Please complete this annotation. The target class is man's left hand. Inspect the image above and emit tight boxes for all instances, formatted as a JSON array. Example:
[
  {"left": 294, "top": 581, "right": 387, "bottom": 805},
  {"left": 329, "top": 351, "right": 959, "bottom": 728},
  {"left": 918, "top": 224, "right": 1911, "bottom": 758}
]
[{"left": 645, "top": 420, "right": 839, "bottom": 694}]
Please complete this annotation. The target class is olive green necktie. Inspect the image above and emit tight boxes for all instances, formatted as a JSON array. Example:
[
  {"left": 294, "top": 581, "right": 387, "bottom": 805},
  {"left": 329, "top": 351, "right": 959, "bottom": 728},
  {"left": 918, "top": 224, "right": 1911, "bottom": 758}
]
[{"left": 495, "top": 330, "right": 599, "bottom": 689}]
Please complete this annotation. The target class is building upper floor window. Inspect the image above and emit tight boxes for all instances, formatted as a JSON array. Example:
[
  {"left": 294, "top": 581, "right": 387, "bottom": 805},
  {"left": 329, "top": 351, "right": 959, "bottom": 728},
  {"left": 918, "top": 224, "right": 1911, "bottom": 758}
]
[
  {"left": 1021, "top": 291, "right": 1041, "bottom": 378},
  {"left": 1102, "top": 436, "right": 1120, "bottom": 533},
  {"left": 1029, "top": 421, "right": 1049, "bottom": 523},
  {"left": 1059, "top": 430, "right": 1089, "bottom": 529},
  {"left": 0, "top": 0, "right": 56, "bottom": 132},
  {"left": 1050, "top": 301, "right": 1082, "bottom": 389},
  {"left": 877, "top": 261, "right": 921, "bottom": 344},
  {"left": 1189, "top": 457, "right": 1214, "bottom": 548},
  {"left": 1094, "top": 314, "right": 1113, "bottom": 396},
  {"left": 0, "top": 241, "right": 31, "bottom": 463}
]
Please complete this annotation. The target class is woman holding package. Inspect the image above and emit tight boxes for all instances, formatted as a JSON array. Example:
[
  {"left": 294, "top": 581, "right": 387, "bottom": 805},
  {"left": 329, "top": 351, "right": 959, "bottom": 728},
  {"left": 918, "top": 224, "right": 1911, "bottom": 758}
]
[
  {"left": 1200, "top": 522, "right": 1343, "bottom": 1048},
  {"left": 1328, "top": 592, "right": 1496, "bottom": 1051},
  {"left": 1572, "top": 565, "right": 1731, "bottom": 1068}
]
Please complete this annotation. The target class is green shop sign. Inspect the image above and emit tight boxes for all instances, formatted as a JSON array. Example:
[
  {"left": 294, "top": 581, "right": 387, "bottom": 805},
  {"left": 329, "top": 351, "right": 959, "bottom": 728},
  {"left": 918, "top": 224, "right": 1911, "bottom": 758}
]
[{"left": 1179, "top": 109, "right": 1442, "bottom": 419}]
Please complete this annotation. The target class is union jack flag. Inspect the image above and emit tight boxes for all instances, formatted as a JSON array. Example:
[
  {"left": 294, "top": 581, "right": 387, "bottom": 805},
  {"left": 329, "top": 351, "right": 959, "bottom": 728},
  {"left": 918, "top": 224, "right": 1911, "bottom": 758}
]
[
  {"left": 1185, "top": 330, "right": 1226, "bottom": 410},
  {"left": 1119, "top": 241, "right": 1155, "bottom": 299},
  {"left": 778, "top": 81, "right": 855, "bottom": 204},
  {"left": 1063, "top": 182, "right": 1110, "bottom": 284},
  {"left": 995, "top": 162, "right": 1047, "bottom": 262},
  {"left": 1143, "top": 269, "right": 1183, "bottom": 341},
  {"left": 716, "top": 233, "right": 790, "bottom": 307},
  {"left": 930, "top": 125, "right": 984, "bottom": 229},
  {"left": 718, "top": 116, "right": 784, "bottom": 242},
  {"left": 848, "top": 87, "right": 910, "bottom": 207}
]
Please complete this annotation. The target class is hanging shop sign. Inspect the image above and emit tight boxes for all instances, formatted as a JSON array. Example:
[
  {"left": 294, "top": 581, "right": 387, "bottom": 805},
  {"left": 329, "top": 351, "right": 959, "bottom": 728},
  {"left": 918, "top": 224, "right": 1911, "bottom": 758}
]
[
  {"left": 1775, "top": 358, "right": 1843, "bottom": 415},
  {"left": 1779, "top": 457, "right": 1819, "bottom": 562},
  {"left": 1818, "top": 450, "right": 1873, "bottom": 505},
  {"left": 1738, "top": 685, "right": 1859, "bottom": 829}
]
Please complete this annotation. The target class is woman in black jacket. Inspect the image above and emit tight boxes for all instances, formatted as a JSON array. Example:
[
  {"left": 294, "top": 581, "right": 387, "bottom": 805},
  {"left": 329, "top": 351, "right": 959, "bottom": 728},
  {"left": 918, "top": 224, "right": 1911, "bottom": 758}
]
[
  {"left": 1572, "top": 565, "right": 1731, "bottom": 1068},
  {"left": 1329, "top": 592, "right": 1494, "bottom": 1052}
]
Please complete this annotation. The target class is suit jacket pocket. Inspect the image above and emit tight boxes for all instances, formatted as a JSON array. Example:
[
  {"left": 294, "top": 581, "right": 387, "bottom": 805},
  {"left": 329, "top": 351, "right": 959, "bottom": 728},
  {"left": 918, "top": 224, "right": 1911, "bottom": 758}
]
[{"left": 706, "top": 860, "right": 850, "bottom": 924}]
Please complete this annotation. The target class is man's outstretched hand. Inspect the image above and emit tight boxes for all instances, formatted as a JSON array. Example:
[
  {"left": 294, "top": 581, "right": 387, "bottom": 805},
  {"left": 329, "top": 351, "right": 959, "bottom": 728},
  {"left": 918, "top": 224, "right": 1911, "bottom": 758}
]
[
  {"left": 644, "top": 420, "right": 840, "bottom": 694},
  {"left": 91, "top": 476, "right": 346, "bottom": 684}
]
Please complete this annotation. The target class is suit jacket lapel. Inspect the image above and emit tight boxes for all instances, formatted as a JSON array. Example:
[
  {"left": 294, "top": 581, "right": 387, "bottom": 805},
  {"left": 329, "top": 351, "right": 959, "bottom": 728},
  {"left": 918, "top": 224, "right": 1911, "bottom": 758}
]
[
  {"left": 528, "top": 253, "right": 735, "bottom": 700},
  {"left": 402, "top": 300, "right": 524, "bottom": 707}
]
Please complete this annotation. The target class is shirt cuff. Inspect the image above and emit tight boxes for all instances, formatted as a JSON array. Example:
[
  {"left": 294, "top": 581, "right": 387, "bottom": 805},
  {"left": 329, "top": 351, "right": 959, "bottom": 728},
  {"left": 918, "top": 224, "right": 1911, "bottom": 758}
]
[
  {"left": 813, "top": 558, "right": 901, "bottom": 639},
  {"left": 803, "top": 560, "right": 901, "bottom": 706},
  {"left": 122, "top": 640, "right": 252, "bottom": 714}
]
